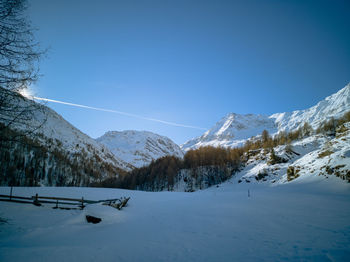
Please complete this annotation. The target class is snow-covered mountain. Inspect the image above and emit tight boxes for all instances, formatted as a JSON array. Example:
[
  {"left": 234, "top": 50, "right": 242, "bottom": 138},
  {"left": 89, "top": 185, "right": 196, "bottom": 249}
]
[
  {"left": 271, "top": 83, "right": 350, "bottom": 132},
  {"left": 182, "top": 84, "right": 350, "bottom": 150},
  {"left": 0, "top": 90, "right": 132, "bottom": 186},
  {"left": 182, "top": 113, "right": 277, "bottom": 149},
  {"left": 18, "top": 97, "right": 132, "bottom": 171},
  {"left": 96, "top": 130, "right": 184, "bottom": 168}
]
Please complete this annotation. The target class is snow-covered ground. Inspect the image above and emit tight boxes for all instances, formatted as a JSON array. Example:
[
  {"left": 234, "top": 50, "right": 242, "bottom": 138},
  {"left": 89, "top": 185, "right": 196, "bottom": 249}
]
[{"left": 1, "top": 178, "right": 349, "bottom": 262}]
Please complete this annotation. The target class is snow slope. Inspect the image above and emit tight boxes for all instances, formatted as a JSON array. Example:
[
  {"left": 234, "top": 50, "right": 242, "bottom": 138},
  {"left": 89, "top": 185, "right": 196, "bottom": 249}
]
[
  {"left": 230, "top": 122, "right": 350, "bottom": 186},
  {"left": 182, "top": 84, "right": 350, "bottom": 150},
  {"left": 0, "top": 91, "right": 132, "bottom": 179},
  {"left": 29, "top": 103, "right": 131, "bottom": 171},
  {"left": 96, "top": 130, "right": 184, "bottom": 168},
  {"left": 182, "top": 113, "right": 277, "bottom": 149},
  {"left": 0, "top": 180, "right": 349, "bottom": 262},
  {"left": 271, "top": 84, "right": 350, "bottom": 132},
  {"left": 5, "top": 93, "right": 133, "bottom": 169}
]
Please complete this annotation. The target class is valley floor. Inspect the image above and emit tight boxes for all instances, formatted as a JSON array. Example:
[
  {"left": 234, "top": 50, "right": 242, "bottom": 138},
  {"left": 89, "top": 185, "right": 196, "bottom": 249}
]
[{"left": 0, "top": 177, "right": 350, "bottom": 262}]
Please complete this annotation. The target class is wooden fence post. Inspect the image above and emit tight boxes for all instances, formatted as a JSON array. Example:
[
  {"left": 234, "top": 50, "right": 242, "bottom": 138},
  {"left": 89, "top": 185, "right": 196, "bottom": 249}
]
[
  {"left": 10, "top": 186, "right": 13, "bottom": 201},
  {"left": 33, "top": 193, "right": 41, "bottom": 206},
  {"left": 81, "top": 197, "right": 84, "bottom": 209}
]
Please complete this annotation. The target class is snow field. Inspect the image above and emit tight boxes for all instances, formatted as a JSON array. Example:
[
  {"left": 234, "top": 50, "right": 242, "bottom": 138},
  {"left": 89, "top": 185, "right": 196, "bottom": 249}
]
[{"left": 1, "top": 179, "right": 349, "bottom": 262}]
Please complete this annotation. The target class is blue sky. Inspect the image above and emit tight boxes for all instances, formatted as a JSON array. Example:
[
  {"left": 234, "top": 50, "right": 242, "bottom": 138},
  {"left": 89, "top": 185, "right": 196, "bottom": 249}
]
[{"left": 28, "top": 0, "right": 350, "bottom": 144}]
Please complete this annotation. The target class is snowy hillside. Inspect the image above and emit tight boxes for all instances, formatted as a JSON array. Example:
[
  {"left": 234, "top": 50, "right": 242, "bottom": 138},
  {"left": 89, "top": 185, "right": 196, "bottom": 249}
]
[
  {"left": 271, "top": 84, "right": 350, "bottom": 132},
  {"left": 182, "top": 84, "right": 350, "bottom": 150},
  {"left": 96, "top": 130, "right": 184, "bottom": 168},
  {"left": 231, "top": 122, "right": 350, "bottom": 186},
  {"left": 0, "top": 91, "right": 132, "bottom": 186},
  {"left": 2, "top": 92, "right": 131, "bottom": 170}
]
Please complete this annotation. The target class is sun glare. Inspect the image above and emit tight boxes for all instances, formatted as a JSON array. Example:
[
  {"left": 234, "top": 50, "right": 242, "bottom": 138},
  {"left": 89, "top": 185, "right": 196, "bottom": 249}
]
[{"left": 18, "top": 87, "right": 34, "bottom": 99}]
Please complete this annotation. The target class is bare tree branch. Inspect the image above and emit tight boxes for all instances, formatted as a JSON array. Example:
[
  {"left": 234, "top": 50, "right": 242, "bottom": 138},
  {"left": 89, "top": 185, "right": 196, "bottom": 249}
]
[{"left": 0, "top": 0, "right": 46, "bottom": 144}]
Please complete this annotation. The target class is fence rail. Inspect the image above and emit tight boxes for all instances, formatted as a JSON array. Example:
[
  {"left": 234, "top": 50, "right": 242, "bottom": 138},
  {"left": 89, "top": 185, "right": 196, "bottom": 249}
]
[
  {"left": 0, "top": 194, "right": 32, "bottom": 200},
  {"left": 0, "top": 188, "right": 129, "bottom": 210}
]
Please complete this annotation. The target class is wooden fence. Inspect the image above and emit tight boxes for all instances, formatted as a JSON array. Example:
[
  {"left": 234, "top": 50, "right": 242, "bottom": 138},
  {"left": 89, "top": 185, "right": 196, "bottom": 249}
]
[{"left": 0, "top": 188, "right": 130, "bottom": 210}]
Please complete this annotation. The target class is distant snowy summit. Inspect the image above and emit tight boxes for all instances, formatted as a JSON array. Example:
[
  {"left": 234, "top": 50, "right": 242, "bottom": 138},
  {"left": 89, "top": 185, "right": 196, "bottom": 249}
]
[
  {"left": 181, "top": 113, "right": 277, "bottom": 149},
  {"left": 182, "top": 84, "right": 350, "bottom": 150},
  {"left": 96, "top": 130, "right": 184, "bottom": 168}
]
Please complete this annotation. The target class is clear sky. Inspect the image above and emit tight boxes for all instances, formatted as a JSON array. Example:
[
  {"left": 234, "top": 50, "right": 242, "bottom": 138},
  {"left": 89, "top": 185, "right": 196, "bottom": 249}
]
[{"left": 28, "top": 0, "right": 350, "bottom": 144}]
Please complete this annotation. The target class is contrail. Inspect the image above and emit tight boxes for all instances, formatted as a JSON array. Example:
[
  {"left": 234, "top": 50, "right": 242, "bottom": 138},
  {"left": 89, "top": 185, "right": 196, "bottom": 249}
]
[{"left": 33, "top": 96, "right": 207, "bottom": 130}]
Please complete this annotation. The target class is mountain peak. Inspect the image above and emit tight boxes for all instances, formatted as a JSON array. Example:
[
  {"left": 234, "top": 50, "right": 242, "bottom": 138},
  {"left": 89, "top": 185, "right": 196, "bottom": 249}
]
[
  {"left": 182, "top": 113, "right": 277, "bottom": 150},
  {"left": 324, "top": 83, "right": 350, "bottom": 102},
  {"left": 182, "top": 84, "right": 350, "bottom": 151},
  {"left": 97, "top": 130, "right": 184, "bottom": 168}
]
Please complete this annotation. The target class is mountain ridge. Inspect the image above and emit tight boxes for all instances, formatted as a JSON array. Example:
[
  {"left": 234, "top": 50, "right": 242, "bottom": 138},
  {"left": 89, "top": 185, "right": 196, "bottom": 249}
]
[{"left": 182, "top": 84, "right": 350, "bottom": 150}]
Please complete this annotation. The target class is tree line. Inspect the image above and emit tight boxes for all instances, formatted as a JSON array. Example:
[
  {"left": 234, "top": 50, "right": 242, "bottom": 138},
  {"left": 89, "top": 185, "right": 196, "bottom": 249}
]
[{"left": 92, "top": 146, "right": 243, "bottom": 191}]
